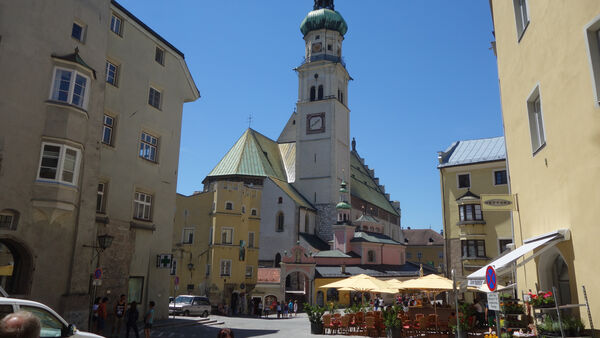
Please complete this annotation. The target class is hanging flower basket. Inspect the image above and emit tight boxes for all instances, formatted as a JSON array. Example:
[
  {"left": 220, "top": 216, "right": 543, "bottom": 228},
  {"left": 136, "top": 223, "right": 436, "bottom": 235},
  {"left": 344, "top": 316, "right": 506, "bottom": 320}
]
[{"left": 528, "top": 291, "right": 556, "bottom": 308}]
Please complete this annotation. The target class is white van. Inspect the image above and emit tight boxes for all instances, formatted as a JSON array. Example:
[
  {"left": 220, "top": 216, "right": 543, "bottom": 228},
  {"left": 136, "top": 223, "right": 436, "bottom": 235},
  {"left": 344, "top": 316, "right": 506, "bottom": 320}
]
[
  {"left": 0, "top": 296, "right": 102, "bottom": 338},
  {"left": 169, "top": 295, "right": 211, "bottom": 317}
]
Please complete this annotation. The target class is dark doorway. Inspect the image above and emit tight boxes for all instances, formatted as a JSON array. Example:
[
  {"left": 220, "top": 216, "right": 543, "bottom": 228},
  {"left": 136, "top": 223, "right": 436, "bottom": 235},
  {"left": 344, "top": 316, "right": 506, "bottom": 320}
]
[{"left": 0, "top": 238, "right": 33, "bottom": 295}]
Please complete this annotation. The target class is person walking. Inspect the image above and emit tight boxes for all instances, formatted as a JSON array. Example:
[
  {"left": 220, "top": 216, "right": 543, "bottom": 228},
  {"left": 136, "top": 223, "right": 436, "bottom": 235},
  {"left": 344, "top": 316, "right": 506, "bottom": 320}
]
[
  {"left": 293, "top": 300, "right": 298, "bottom": 317},
  {"left": 282, "top": 301, "right": 288, "bottom": 318},
  {"left": 91, "top": 297, "right": 100, "bottom": 332},
  {"left": 97, "top": 297, "right": 109, "bottom": 335},
  {"left": 125, "top": 301, "right": 139, "bottom": 338},
  {"left": 276, "top": 302, "right": 281, "bottom": 319},
  {"left": 258, "top": 301, "right": 263, "bottom": 318},
  {"left": 144, "top": 301, "right": 155, "bottom": 338},
  {"left": 111, "top": 294, "right": 127, "bottom": 337},
  {"left": 287, "top": 300, "right": 293, "bottom": 318}
]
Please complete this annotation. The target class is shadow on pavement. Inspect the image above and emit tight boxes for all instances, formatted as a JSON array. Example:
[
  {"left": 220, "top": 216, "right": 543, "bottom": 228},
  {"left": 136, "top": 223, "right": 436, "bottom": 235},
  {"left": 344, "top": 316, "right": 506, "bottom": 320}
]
[{"left": 201, "top": 326, "right": 280, "bottom": 337}]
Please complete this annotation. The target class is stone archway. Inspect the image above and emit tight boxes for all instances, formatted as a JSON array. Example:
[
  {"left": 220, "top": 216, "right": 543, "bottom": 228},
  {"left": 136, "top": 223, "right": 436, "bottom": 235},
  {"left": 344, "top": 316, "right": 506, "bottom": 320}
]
[
  {"left": 538, "top": 246, "right": 572, "bottom": 305},
  {"left": 279, "top": 244, "right": 316, "bottom": 310},
  {"left": 0, "top": 236, "right": 34, "bottom": 295}
]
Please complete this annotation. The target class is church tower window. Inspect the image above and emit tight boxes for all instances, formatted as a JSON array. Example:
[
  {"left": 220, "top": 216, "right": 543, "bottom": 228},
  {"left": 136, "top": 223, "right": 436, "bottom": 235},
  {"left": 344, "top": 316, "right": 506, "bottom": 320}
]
[
  {"left": 318, "top": 85, "right": 324, "bottom": 100},
  {"left": 310, "top": 86, "right": 316, "bottom": 101},
  {"left": 276, "top": 212, "right": 284, "bottom": 232}
]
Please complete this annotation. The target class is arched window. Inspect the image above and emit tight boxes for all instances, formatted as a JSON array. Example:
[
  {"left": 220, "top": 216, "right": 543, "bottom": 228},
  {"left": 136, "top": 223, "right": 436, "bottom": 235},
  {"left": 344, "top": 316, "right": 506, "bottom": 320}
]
[
  {"left": 304, "top": 214, "right": 310, "bottom": 233},
  {"left": 251, "top": 209, "right": 257, "bottom": 216},
  {"left": 318, "top": 85, "right": 324, "bottom": 100},
  {"left": 326, "top": 288, "right": 339, "bottom": 302},
  {"left": 340, "top": 91, "right": 344, "bottom": 104},
  {"left": 278, "top": 197, "right": 283, "bottom": 204},
  {"left": 276, "top": 212, "right": 284, "bottom": 232},
  {"left": 367, "top": 250, "right": 375, "bottom": 263},
  {"left": 225, "top": 202, "right": 233, "bottom": 210},
  {"left": 275, "top": 253, "right": 282, "bottom": 267},
  {"left": 310, "top": 86, "right": 316, "bottom": 101}
]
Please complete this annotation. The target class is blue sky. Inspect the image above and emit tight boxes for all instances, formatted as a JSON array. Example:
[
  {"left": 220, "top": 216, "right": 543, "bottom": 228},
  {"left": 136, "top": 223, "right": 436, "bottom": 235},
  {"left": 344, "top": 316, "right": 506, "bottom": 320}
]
[{"left": 118, "top": 0, "right": 503, "bottom": 231}]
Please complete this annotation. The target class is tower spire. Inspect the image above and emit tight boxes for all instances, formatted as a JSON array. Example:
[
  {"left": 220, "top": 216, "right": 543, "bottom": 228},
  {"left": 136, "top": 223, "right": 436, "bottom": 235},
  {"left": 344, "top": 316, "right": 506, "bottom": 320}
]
[{"left": 314, "top": 0, "right": 334, "bottom": 10}]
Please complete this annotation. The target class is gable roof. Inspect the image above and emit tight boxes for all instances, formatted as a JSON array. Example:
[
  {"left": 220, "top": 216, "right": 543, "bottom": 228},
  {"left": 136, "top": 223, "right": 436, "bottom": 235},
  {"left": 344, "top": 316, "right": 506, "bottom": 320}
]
[
  {"left": 257, "top": 268, "right": 280, "bottom": 284},
  {"left": 350, "top": 152, "right": 399, "bottom": 216},
  {"left": 351, "top": 231, "right": 402, "bottom": 245},
  {"left": 299, "top": 233, "right": 331, "bottom": 251},
  {"left": 402, "top": 228, "right": 444, "bottom": 246},
  {"left": 438, "top": 136, "right": 505, "bottom": 168}
]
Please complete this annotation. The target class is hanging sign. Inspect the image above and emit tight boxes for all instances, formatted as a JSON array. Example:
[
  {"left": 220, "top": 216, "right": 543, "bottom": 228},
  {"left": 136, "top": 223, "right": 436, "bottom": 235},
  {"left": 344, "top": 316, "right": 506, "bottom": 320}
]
[{"left": 487, "top": 292, "right": 500, "bottom": 311}]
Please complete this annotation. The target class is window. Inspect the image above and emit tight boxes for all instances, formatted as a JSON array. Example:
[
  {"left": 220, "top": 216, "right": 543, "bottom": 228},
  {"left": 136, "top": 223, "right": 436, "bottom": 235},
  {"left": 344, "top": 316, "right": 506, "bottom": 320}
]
[
  {"left": 71, "top": 22, "right": 85, "bottom": 41},
  {"left": 278, "top": 197, "right": 283, "bottom": 204},
  {"left": 276, "top": 212, "right": 284, "bottom": 232},
  {"left": 110, "top": 13, "right": 123, "bottom": 35},
  {"left": 50, "top": 68, "right": 90, "bottom": 109},
  {"left": 367, "top": 250, "right": 375, "bottom": 262},
  {"left": 220, "top": 260, "right": 231, "bottom": 276},
  {"left": 304, "top": 214, "right": 309, "bottom": 233},
  {"left": 241, "top": 205, "right": 246, "bottom": 214},
  {"left": 139, "top": 132, "right": 158, "bottom": 162},
  {"left": 457, "top": 173, "right": 470, "bottom": 189},
  {"left": 462, "top": 240, "right": 486, "bottom": 258},
  {"left": 155, "top": 47, "right": 165, "bottom": 65},
  {"left": 417, "top": 252, "right": 423, "bottom": 260},
  {"left": 148, "top": 87, "right": 162, "bottom": 109},
  {"left": 209, "top": 227, "right": 213, "bottom": 245},
  {"left": 406, "top": 252, "right": 412, "bottom": 259},
  {"left": 513, "top": 0, "right": 529, "bottom": 40},
  {"left": 310, "top": 86, "right": 316, "bottom": 101},
  {"left": 494, "top": 170, "right": 508, "bottom": 185},
  {"left": 225, "top": 202, "right": 233, "bottom": 210},
  {"left": 318, "top": 85, "right": 324, "bottom": 100},
  {"left": 245, "top": 266, "right": 253, "bottom": 278},
  {"left": 458, "top": 204, "right": 483, "bottom": 222},
  {"left": 248, "top": 232, "right": 255, "bottom": 248},
  {"left": 182, "top": 228, "right": 194, "bottom": 244},
  {"left": 0, "top": 213, "right": 15, "bottom": 230},
  {"left": 221, "top": 228, "right": 233, "bottom": 244},
  {"left": 127, "top": 277, "right": 144, "bottom": 303},
  {"left": 527, "top": 88, "right": 546, "bottom": 154},
  {"left": 21, "top": 305, "right": 65, "bottom": 337},
  {"left": 105, "top": 61, "right": 119, "bottom": 86},
  {"left": 499, "top": 239, "right": 513, "bottom": 254},
  {"left": 326, "top": 288, "right": 339, "bottom": 302},
  {"left": 251, "top": 209, "right": 257, "bottom": 216},
  {"left": 438, "top": 251, "right": 444, "bottom": 259},
  {"left": 102, "top": 115, "right": 115, "bottom": 145},
  {"left": 170, "top": 259, "right": 177, "bottom": 276},
  {"left": 133, "top": 191, "right": 152, "bottom": 221},
  {"left": 37, "top": 143, "right": 81, "bottom": 185},
  {"left": 96, "top": 182, "right": 106, "bottom": 213}
]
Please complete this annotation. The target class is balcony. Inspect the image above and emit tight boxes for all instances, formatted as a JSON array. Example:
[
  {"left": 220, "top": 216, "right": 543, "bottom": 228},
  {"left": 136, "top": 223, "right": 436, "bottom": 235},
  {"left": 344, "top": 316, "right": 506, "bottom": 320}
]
[{"left": 300, "top": 54, "right": 346, "bottom": 67}]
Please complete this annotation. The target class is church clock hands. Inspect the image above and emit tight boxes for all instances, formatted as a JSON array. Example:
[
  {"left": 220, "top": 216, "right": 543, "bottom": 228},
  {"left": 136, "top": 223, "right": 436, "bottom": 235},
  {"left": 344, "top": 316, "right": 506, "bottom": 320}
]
[{"left": 307, "top": 113, "right": 325, "bottom": 133}]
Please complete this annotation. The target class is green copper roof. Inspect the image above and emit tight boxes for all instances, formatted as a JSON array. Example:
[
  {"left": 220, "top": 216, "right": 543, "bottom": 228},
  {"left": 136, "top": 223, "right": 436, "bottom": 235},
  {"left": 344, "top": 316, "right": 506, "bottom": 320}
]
[
  {"left": 351, "top": 231, "right": 402, "bottom": 245},
  {"left": 339, "top": 180, "right": 348, "bottom": 193},
  {"left": 350, "top": 152, "right": 399, "bottom": 216},
  {"left": 336, "top": 201, "right": 351, "bottom": 210},
  {"left": 300, "top": 9, "right": 348, "bottom": 36}
]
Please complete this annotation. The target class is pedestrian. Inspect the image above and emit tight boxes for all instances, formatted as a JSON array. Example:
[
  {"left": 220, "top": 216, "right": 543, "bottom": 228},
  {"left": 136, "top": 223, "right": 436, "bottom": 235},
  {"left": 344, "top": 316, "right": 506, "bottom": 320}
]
[
  {"left": 374, "top": 297, "right": 379, "bottom": 311},
  {"left": 293, "top": 300, "right": 298, "bottom": 317},
  {"left": 379, "top": 296, "right": 385, "bottom": 311},
  {"left": 111, "top": 294, "right": 127, "bottom": 337},
  {"left": 287, "top": 300, "right": 293, "bottom": 318},
  {"left": 276, "top": 302, "right": 281, "bottom": 319},
  {"left": 144, "top": 301, "right": 155, "bottom": 338},
  {"left": 125, "top": 301, "right": 139, "bottom": 338},
  {"left": 0, "top": 311, "right": 41, "bottom": 338},
  {"left": 91, "top": 297, "right": 100, "bottom": 332},
  {"left": 217, "top": 328, "right": 235, "bottom": 338},
  {"left": 258, "top": 301, "right": 263, "bottom": 318},
  {"left": 282, "top": 301, "right": 288, "bottom": 318},
  {"left": 97, "top": 297, "right": 109, "bottom": 335}
]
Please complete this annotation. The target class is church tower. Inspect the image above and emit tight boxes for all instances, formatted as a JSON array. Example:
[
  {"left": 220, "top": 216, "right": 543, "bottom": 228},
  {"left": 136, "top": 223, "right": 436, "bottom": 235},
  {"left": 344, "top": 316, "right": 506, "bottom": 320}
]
[{"left": 295, "top": 0, "right": 351, "bottom": 241}]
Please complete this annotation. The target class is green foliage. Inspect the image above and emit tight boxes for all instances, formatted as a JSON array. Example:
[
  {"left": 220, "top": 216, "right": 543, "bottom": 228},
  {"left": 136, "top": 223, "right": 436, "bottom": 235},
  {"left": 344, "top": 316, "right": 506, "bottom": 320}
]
[
  {"left": 501, "top": 333, "right": 512, "bottom": 338},
  {"left": 449, "top": 303, "right": 475, "bottom": 332},
  {"left": 325, "top": 302, "right": 339, "bottom": 314},
  {"left": 501, "top": 301, "right": 525, "bottom": 314},
  {"left": 537, "top": 314, "right": 585, "bottom": 336},
  {"left": 382, "top": 305, "right": 403, "bottom": 329},
  {"left": 304, "top": 303, "right": 326, "bottom": 325},
  {"left": 344, "top": 303, "right": 366, "bottom": 314}
]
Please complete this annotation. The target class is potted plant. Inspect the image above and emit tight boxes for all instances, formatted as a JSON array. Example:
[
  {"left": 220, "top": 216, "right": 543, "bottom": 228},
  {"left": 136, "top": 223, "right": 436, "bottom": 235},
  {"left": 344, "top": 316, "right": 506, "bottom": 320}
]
[
  {"left": 304, "top": 303, "right": 326, "bottom": 334},
  {"left": 450, "top": 303, "right": 475, "bottom": 338},
  {"left": 383, "top": 305, "right": 403, "bottom": 338},
  {"left": 528, "top": 291, "right": 556, "bottom": 308}
]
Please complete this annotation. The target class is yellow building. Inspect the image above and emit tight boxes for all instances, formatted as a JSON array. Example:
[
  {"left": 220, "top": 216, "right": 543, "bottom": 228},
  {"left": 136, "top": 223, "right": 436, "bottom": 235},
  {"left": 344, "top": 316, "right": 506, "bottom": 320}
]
[
  {"left": 438, "top": 137, "right": 512, "bottom": 280},
  {"left": 484, "top": 0, "right": 600, "bottom": 330},
  {"left": 402, "top": 228, "right": 444, "bottom": 272},
  {"left": 172, "top": 180, "right": 261, "bottom": 314}
]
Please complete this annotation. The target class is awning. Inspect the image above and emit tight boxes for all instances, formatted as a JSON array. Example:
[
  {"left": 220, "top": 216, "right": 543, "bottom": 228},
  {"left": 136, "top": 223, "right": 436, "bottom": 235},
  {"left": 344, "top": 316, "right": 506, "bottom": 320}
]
[{"left": 467, "top": 229, "right": 570, "bottom": 280}]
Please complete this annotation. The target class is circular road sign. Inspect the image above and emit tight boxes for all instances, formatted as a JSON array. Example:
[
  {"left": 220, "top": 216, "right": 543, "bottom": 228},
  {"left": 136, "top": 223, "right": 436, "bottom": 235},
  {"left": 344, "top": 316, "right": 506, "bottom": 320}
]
[
  {"left": 174, "top": 276, "right": 179, "bottom": 286},
  {"left": 94, "top": 268, "right": 102, "bottom": 280},
  {"left": 486, "top": 266, "right": 497, "bottom": 292}
]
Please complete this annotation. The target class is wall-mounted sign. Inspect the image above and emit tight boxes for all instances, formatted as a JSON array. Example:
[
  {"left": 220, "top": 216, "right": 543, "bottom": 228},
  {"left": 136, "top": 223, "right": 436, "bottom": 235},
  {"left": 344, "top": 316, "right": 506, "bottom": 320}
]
[{"left": 481, "top": 194, "right": 517, "bottom": 211}]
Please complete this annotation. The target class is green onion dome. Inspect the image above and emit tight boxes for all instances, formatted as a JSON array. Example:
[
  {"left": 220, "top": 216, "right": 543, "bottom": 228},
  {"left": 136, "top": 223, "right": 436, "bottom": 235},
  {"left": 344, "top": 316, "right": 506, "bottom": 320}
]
[
  {"left": 300, "top": 9, "right": 348, "bottom": 37},
  {"left": 339, "top": 180, "right": 348, "bottom": 193},
  {"left": 336, "top": 201, "right": 351, "bottom": 210}
]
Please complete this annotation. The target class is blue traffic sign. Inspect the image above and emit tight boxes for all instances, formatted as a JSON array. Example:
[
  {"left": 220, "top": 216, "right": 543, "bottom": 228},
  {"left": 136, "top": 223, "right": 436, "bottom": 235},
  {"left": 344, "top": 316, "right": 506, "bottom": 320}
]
[
  {"left": 486, "top": 266, "right": 497, "bottom": 292},
  {"left": 94, "top": 268, "right": 102, "bottom": 280}
]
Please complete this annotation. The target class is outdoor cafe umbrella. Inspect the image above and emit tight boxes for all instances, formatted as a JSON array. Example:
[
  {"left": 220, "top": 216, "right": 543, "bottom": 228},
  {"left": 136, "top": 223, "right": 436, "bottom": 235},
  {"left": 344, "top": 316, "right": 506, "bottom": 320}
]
[
  {"left": 399, "top": 274, "right": 456, "bottom": 330},
  {"left": 320, "top": 274, "right": 396, "bottom": 293},
  {"left": 386, "top": 278, "right": 405, "bottom": 290}
]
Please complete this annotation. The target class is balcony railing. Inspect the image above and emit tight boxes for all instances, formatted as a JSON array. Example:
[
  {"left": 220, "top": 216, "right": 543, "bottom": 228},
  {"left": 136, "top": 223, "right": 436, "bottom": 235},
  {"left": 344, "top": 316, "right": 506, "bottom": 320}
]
[{"left": 300, "top": 54, "right": 346, "bottom": 67}]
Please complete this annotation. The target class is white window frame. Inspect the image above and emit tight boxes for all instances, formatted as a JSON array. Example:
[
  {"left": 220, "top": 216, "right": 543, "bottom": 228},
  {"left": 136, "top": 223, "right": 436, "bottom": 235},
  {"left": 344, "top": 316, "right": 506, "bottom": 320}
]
[
  {"left": 245, "top": 265, "right": 253, "bottom": 278},
  {"left": 37, "top": 142, "right": 82, "bottom": 185},
  {"left": 220, "top": 259, "right": 231, "bottom": 276},
  {"left": 155, "top": 46, "right": 165, "bottom": 65},
  {"left": 139, "top": 131, "right": 158, "bottom": 162},
  {"left": 133, "top": 191, "right": 153, "bottom": 221},
  {"left": 456, "top": 173, "right": 471, "bottom": 189},
  {"left": 110, "top": 13, "right": 123, "bottom": 36},
  {"left": 102, "top": 114, "right": 115, "bottom": 146},
  {"left": 225, "top": 201, "right": 233, "bottom": 210},
  {"left": 498, "top": 238, "right": 513, "bottom": 255},
  {"left": 71, "top": 21, "right": 86, "bottom": 42},
  {"left": 105, "top": 60, "right": 119, "bottom": 86},
  {"left": 148, "top": 87, "right": 162, "bottom": 110},
  {"left": 182, "top": 228, "right": 194, "bottom": 244},
  {"left": 0, "top": 212, "right": 15, "bottom": 230},
  {"left": 49, "top": 67, "right": 90, "bottom": 109},
  {"left": 584, "top": 15, "right": 600, "bottom": 107},
  {"left": 493, "top": 169, "right": 508, "bottom": 186},
  {"left": 221, "top": 227, "right": 233, "bottom": 245},
  {"left": 513, "top": 0, "right": 529, "bottom": 41},
  {"left": 248, "top": 232, "right": 255, "bottom": 248},
  {"left": 96, "top": 182, "right": 107, "bottom": 213},
  {"left": 527, "top": 85, "right": 546, "bottom": 155}
]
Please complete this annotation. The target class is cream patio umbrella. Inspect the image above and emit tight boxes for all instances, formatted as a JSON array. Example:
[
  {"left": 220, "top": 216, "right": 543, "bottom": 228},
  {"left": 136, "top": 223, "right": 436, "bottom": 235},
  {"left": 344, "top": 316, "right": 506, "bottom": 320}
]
[
  {"left": 321, "top": 274, "right": 397, "bottom": 293},
  {"left": 399, "top": 274, "right": 456, "bottom": 330},
  {"left": 386, "top": 278, "right": 405, "bottom": 290}
]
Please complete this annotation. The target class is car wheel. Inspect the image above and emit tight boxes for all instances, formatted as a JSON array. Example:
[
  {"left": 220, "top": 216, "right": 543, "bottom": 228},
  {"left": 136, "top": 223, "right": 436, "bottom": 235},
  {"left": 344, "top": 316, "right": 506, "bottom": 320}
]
[
  {"left": 184, "top": 310, "right": 190, "bottom": 317},
  {"left": 202, "top": 311, "right": 209, "bottom": 318}
]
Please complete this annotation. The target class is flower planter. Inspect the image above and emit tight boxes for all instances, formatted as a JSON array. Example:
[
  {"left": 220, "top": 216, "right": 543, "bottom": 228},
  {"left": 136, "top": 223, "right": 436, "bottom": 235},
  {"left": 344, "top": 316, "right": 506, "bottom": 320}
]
[{"left": 310, "top": 322, "right": 323, "bottom": 334}]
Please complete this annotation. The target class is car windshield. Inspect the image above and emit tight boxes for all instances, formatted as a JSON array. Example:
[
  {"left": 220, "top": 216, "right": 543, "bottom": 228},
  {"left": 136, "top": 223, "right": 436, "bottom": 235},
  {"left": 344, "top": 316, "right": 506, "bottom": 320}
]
[{"left": 174, "top": 296, "right": 194, "bottom": 304}]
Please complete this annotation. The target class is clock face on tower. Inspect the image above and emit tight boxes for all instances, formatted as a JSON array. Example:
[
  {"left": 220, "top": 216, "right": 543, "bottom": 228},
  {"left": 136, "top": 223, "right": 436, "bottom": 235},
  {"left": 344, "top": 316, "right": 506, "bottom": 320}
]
[{"left": 307, "top": 112, "right": 326, "bottom": 134}]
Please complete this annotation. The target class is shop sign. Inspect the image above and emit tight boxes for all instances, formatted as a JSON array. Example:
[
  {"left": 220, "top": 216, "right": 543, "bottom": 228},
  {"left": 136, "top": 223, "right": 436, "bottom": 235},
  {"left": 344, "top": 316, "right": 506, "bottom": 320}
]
[
  {"left": 481, "top": 194, "right": 516, "bottom": 211},
  {"left": 487, "top": 292, "right": 500, "bottom": 311}
]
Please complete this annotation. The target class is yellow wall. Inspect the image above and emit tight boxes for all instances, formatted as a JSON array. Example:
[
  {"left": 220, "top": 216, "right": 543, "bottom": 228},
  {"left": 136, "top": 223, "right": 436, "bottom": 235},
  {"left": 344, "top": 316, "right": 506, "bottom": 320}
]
[
  {"left": 314, "top": 278, "right": 351, "bottom": 306},
  {"left": 439, "top": 161, "right": 511, "bottom": 277},
  {"left": 491, "top": 0, "right": 600, "bottom": 329},
  {"left": 405, "top": 245, "right": 444, "bottom": 270}
]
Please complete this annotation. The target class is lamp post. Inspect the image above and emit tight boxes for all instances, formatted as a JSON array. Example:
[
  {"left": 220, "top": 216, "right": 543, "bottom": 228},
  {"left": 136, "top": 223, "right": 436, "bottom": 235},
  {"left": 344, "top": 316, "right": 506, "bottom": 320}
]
[
  {"left": 85, "top": 234, "right": 114, "bottom": 330},
  {"left": 187, "top": 262, "right": 194, "bottom": 278}
]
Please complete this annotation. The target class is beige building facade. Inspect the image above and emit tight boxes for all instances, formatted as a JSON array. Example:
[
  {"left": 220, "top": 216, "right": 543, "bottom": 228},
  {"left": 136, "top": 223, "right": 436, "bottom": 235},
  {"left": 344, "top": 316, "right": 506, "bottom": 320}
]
[
  {"left": 402, "top": 228, "right": 444, "bottom": 272},
  {"left": 0, "top": 0, "right": 198, "bottom": 327},
  {"left": 488, "top": 0, "right": 600, "bottom": 330},
  {"left": 438, "top": 137, "right": 512, "bottom": 280}
]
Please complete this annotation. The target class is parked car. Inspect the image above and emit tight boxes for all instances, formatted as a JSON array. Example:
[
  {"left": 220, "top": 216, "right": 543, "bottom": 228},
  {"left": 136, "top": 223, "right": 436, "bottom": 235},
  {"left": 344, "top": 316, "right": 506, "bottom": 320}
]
[
  {"left": 169, "top": 295, "right": 210, "bottom": 317},
  {"left": 0, "top": 295, "right": 102, "bottom": 338}
]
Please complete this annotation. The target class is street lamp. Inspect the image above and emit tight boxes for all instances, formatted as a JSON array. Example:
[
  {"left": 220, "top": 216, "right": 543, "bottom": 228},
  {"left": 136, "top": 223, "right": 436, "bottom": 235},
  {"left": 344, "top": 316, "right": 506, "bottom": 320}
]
[
  {"left": 187, "top": 262, "right": 194, "bottom": 278},
  {"left": 84, "top": 233, "right": 113, "bottom": 331},
  {"left": 97, "top": 234, "right": 114, "bottom": 252}
]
